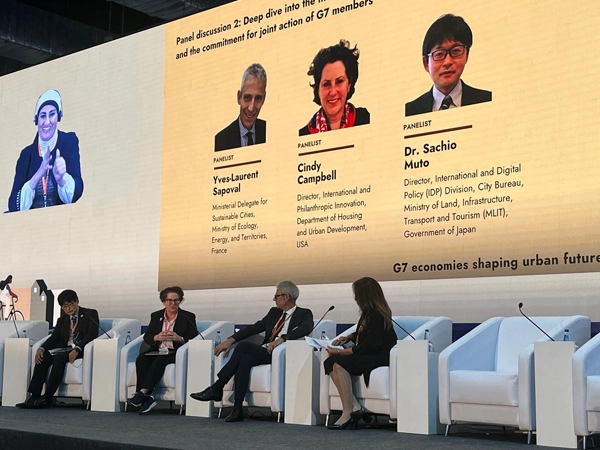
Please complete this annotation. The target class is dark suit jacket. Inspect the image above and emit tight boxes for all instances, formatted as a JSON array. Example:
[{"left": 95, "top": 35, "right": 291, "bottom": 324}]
[
  {"left": 141, "top": 308, "right": 199, "bottom": 353},
  {"left": 405, "top": 81, "right": 492, "bottom": 117},
  {"left": 214, "top": 118, "right": 266, "bottom": 151},
  {"left": 231, "top": 306, "right": 313, "bottom": 345},
  {"left": 8, "top": 130, "right": 84, "bottom": 212},
  {"left": 41, "top": 306, "right": 99, "bottom": 356}
]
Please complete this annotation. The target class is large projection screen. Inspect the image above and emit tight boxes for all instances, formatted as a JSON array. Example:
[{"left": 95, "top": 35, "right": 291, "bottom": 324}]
[{"left": 159, "top": 1, "right": 600, "bottom": 288}]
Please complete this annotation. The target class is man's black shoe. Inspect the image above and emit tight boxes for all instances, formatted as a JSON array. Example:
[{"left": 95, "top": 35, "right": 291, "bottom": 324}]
[
  {"left": 15, "top": 396, "right": 36, "bottom": 409},
  {"left": 190, "top": 386, "right": 222, "bottom": 402},
  {"left": 225, "top": 406, "right": 244, "bottom": 422},
  {"left": 31, "top": 397, "right": 48, "bottom": 409}
]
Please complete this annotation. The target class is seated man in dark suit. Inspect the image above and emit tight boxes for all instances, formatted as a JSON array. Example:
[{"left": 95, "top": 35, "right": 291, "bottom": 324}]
[
  {"left": 16, "top": 289, "right": 99, "bottom": 409},
  {"left": 190, "top": 280, "right": 313, "bottom": 422},
  {"left": 215, "top": 63, "right": 267, "bottom": 151},
  {"left": 405, "top": 14, "right": 492, "bottom": 117}
]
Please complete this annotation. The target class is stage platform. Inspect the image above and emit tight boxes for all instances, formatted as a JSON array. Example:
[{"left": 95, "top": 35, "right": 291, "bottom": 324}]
[{"left": 0, "top": 402, "right": 572, "bottom": 450}]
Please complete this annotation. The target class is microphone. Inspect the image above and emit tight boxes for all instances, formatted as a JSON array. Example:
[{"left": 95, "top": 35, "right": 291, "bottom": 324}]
[
  {"left": 83, "top": 311, "right": 112, "bottom": 339},
  {"left": 180, "top": 310, "right": 205, "bottom": 340},
  {"left": 381, "top": 312, "right": 416, "bottom": 340},
  {"left": 310, "top": 305, "right": 335, "bottom": 335},
  {"left": 518, "top": 302, "right": 554, "bottom": 341}
]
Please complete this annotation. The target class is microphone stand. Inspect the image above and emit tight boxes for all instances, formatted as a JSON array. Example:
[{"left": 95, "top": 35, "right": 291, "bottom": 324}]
[
  {"left": 518, "top": 302, "right": 555, "bottom": 341},
  {"left": 85, "top": 312, "right": 112, "bottom": 339},
  {"left": 383, "top": 313, "right": 416, "bottom": 340},
  {"left": 181, "top": 310, "right": 205, "bottom": 340},
  {"left": 310, "top": 305, "right": 335, "bottom": 336}
]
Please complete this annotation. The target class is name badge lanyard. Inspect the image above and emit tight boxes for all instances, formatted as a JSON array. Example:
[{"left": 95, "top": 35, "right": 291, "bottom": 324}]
[
  {"left": 37, "top": 142, "right": 50, "bottom": 207},
  {"left": 269, "top": 312, "right": 291, "bottom": 342},
  {"left": 161, "top": 314, "right": 177, "bottom": 349}
]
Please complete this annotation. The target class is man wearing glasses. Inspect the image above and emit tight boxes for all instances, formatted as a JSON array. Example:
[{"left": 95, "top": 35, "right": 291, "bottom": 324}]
[
  {"left": 16, "top": 289, "right": 99, "bottom": 409},
  {"left": 190, "top": 280, "right": 313, "bottom": 422},
  {"left": 405, "top": 14, "right": 492, "bottom": 117},
  {"left": 215, "top": 63, "right": 267, "bottom": 151}
]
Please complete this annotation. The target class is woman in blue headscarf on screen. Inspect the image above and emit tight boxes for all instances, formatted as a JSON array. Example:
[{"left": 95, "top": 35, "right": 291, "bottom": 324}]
[{"left": 8, "top": 89, "right": 83, "bottom": 212}]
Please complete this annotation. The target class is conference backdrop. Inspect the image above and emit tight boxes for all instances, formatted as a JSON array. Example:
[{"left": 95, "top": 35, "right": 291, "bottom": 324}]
[{"left": 1, "top": 0, "right": 599, "bottom": 323}]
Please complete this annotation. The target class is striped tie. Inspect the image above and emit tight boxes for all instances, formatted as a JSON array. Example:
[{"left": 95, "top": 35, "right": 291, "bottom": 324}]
[
  {"left": 71, "top": 316, "right": 79, "bottom": 345},
  {"left": 440, "top": 96, "right": 454, "bottom": 110}
]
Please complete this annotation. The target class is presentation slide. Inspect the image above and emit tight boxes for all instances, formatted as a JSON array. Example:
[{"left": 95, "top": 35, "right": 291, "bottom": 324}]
[{"left": 159, "top": 0, "right": 600, "bottom": 289}]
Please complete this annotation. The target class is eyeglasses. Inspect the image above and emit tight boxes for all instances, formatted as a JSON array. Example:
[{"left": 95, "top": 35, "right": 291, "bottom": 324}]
[
  {"left": 273, "top": 294, "right": 286, "bottom": 300},
  {"left": 428, "top": 44, "right": 466, "bottom": 62},
  {"left": 61, "top": 302, "right": 77, "bottom": 310},
  {"left": 164, "top": 299, "right": 181, "bottom": 304}
]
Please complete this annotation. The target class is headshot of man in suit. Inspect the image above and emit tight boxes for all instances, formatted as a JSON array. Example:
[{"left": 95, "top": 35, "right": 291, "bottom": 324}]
[
  {"left": 16, "top": 289, "right": 99, "bottom": 409},
  {"left": 405, "top": 14, "right": 492, "bottom": 117},
  {"left": 190, "top": 280, "right": 313, "bottom": 422},
  {"left": 214, "top": 63, "right": 267, "bottom": 151}
]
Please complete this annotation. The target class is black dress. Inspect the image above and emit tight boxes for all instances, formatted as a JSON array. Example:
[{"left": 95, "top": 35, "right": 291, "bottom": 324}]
[{"left": 324, "top": 310, "right": 397, "bottom": 386}]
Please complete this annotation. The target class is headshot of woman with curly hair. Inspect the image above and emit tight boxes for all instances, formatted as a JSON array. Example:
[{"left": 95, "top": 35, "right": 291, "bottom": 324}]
[{"left": 299, "top": 39, "right": 370, "bottom": 136}]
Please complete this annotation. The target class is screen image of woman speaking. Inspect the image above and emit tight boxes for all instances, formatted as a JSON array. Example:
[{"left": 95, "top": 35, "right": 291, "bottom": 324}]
[
  {"left": 7, "top": 89, "right": 84, "bottom": 212},
  {"left": 299, "top": 39, "right": 370, "bottom": 136}
]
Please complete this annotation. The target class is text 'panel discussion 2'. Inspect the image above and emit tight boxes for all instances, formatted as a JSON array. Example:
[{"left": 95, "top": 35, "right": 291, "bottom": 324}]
[{"left": 0, "top": 0, "right": 599, "bottom": 449}]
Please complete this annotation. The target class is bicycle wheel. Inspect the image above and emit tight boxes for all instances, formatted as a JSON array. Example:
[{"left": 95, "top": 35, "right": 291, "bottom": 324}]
[{"left": 13, "top": 310, "right": 24, "bottom": 320}]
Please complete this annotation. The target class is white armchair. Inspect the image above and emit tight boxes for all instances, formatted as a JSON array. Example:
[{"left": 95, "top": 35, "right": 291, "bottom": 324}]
[
  {"left": 320, "top": 316, "right": 452, "bottom": 423},
  {"left": 215, "top": 319, "right": 336, "bottom": 422},
  {"left": 573, "top": 331, "right": 600, "bottom": 448},
  {"left": 120, "top": 320, "right": 234, "bottom": 414},
  {"left": 439, "top": 315, "right": 590, "bottom": 443},
  {"left": 0, "top": 321, "right": 49, "bottom": 397},
  {"left": 31, "top": 318, "right": 140, "bottom": 407}
]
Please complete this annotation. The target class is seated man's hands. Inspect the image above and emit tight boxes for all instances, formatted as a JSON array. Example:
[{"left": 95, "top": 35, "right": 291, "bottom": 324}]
[
  {"left": 35, "top": 348, "right": 44, "bottom": 365},
  {"left": 214, "top": 337, "right": 235, "bottom": 357},
  {"left": 68, "top": 349, "right": 79, "bottom": 364},
  {"left": 267, "top": 337, "right": 284, "bottom": 354}
]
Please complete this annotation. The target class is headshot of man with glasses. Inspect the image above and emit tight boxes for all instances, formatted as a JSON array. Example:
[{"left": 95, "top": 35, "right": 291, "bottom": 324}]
[{"left": 405, "top": 14, "right": 492, "bottom": 117}]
